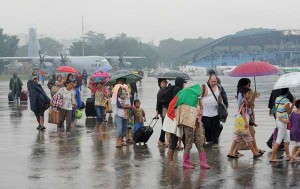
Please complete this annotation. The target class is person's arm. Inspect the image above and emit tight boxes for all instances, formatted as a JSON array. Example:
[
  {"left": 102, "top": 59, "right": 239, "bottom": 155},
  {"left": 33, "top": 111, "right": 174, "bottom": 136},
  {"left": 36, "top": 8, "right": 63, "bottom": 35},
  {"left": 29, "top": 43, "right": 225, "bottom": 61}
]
[
  {"left": 286, "top": 99, "right": 296, "bottom": 114},
  {"left": 279, "top": 117, "right": 289, "bottom": 123},
  {"left": 220, "top": 85, "right": 228, "bottom": 108},
  {"left": 241, "top": 103, "right": 250, "bottom": 129},
  {"left": 142, "top": 109, "right": 146, "bottom": 122}
]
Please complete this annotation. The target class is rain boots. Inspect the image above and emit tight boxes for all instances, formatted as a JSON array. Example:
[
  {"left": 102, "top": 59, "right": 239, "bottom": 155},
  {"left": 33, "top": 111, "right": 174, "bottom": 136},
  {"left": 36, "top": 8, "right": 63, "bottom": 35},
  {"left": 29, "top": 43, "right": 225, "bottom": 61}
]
[
  {"left": 199, "top": 152, "right": 210, "bottom": 169},
  {"left": 183, "top": 152, "right": 194, "bottom": 169}
]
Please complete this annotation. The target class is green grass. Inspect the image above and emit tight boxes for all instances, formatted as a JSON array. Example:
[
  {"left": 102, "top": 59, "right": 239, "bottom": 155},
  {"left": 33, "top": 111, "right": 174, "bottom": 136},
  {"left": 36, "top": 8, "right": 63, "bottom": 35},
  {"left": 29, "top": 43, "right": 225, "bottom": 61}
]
[{"left": 0, "top": 74, "right": 32, "bottom": 81}]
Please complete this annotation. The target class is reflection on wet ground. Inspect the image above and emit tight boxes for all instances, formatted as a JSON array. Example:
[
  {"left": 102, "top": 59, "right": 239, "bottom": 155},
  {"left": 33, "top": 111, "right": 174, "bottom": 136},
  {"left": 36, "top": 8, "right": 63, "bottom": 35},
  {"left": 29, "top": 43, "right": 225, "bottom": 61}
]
[{"left": 0, "top": 76, "right": 299, "bottom": 188}]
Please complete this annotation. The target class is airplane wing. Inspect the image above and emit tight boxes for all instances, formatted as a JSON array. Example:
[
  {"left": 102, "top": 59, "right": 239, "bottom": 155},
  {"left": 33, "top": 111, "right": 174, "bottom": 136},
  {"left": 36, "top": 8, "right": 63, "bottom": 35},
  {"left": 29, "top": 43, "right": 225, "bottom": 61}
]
[
  {"left": 105, "top": 56, "right": 145, "bottom": 59},
  {"left": 0, "top": 57, "right": 56, "bottom": 62}
]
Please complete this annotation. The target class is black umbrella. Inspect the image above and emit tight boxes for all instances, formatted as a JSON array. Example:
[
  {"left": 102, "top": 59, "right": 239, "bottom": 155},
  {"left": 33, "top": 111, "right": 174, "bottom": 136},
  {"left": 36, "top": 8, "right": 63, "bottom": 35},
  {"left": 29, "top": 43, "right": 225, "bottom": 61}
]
[{"left": 155, "top": 70, "right": 191, "bottom": 80}]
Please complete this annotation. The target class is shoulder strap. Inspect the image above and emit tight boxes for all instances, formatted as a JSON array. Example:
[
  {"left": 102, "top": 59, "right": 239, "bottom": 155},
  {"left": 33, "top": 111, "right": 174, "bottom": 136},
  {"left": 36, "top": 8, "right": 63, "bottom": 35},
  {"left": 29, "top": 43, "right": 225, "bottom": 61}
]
[
  {"left": 207, "top": 82, "right": 219, "bottom": 103},
  {"left": 201, "top": 84, "right": 206, "bottom": 98},
  {"left": 275, "top": 96, "right": 286, "bottom": 117}
]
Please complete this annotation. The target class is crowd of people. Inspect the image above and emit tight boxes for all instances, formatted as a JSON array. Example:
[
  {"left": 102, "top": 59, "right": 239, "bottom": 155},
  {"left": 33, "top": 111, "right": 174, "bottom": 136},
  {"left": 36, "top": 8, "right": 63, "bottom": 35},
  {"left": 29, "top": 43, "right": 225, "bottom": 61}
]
[{"left": 8, "top": 68, "right": 300, "bottom": 170}]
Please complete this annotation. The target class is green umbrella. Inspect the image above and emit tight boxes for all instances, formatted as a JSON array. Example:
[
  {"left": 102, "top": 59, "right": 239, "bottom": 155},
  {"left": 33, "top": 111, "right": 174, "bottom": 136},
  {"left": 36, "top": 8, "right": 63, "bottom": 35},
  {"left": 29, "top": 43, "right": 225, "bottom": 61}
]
[{"left": 104, "top": 73, "right": 142, "bottom": 86}]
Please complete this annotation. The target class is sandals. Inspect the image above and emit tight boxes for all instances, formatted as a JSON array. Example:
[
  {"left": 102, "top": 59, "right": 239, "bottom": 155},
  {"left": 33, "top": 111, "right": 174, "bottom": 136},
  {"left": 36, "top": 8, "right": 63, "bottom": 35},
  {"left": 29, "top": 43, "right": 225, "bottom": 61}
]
[
  {"left": 227, "top": 154, "right": 239, "bottom": 159},
  {"left": 235, "top": 152, "right": 244, "bottom": 157},
  {"left": 258, "top": 149, "right": 266, "bottom": 154},
  {"left": 116, "top": 145, "right": 122, "bottom": 148},
  {"left": 253, "top": 153, "right": 263, "bottom": 159}
]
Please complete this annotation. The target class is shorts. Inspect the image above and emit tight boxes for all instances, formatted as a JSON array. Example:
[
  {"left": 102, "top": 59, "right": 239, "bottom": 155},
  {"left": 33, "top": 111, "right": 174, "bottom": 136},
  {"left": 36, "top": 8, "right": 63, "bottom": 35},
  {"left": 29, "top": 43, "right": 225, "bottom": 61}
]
[
  {"left": 134, "top": 123, "right": 144, "bottom": 133},
  {"left": 34, "top": 109, "right": 45, "bottom": 117},
  {"left": 115, "top": 115, "right": 127, "bottom": 137},
  {"left": 291, "top": 141, "right": 300, "bottom": 147},
  {"left": 233, "top": 132, "right": 253, "bottom": 143}
]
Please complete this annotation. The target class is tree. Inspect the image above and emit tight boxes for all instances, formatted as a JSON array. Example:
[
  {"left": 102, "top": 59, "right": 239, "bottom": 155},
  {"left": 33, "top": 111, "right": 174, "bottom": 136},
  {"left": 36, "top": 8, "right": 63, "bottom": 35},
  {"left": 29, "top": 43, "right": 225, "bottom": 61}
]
[
  {"left": 0, "top": 28, "right": 19, "bottom": 73},
  {"left": 39, "top": 37, "right": 63, "bottom": 56}
]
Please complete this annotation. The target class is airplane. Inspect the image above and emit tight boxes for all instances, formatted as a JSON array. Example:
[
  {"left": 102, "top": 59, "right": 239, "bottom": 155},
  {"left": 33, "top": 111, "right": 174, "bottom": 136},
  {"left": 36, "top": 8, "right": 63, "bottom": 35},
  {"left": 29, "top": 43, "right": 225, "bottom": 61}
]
[{"left": 0, "top": 28, "right": 144, "bottom": 75}]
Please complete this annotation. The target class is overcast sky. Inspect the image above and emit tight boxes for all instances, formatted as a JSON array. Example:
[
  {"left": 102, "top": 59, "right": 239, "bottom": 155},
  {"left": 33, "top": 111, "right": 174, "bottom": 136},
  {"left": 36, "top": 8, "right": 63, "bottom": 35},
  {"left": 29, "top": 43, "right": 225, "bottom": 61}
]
[{"left": 1, "top": 0, "right": 300, "bottom": 44}]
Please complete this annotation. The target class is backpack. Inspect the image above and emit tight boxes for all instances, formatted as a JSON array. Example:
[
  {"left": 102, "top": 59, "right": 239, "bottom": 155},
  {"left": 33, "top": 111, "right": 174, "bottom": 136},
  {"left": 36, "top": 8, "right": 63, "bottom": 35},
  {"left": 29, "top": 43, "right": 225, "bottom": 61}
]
[{"left": 160, "top": 86, "right": 174, "bottom": 105}]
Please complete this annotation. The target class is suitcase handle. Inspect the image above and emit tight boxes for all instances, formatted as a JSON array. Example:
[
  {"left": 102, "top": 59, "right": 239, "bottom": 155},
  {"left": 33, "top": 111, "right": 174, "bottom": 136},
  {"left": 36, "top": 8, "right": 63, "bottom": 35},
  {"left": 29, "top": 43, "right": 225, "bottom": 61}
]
[{"left": 145, "top": 117, "right": 159, "bottom": 132}]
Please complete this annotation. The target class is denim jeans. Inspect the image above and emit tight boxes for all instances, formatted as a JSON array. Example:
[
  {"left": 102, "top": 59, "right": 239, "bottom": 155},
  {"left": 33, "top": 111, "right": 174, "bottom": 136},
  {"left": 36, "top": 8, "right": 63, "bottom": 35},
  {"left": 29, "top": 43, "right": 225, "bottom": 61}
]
[
  {"left": 115, "top": 115, "right": 127, "bottom": 137},
  {"left": 95, "top": 106, "right": 105, "bottom": 124}
]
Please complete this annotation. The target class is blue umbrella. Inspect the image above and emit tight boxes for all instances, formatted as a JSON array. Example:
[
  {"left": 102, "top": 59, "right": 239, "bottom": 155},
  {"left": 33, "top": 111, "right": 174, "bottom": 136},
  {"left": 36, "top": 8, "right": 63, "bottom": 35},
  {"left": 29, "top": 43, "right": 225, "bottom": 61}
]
[{"left": 95, "top": 66, "right": 111, "bottom": 73}]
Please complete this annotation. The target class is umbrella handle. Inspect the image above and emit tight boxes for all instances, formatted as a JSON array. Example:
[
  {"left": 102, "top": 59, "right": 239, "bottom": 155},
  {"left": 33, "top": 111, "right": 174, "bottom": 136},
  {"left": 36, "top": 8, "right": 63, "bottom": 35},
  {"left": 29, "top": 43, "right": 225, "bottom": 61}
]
[{"left": 254, "top": 76, "right": 256, "bottom": 91}]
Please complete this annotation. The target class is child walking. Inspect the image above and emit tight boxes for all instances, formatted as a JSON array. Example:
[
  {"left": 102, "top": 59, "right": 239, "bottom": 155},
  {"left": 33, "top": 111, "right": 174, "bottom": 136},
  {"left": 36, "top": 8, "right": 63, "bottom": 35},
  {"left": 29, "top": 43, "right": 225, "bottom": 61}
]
[
  {"left": 133, "top": 99, "right": 146, "bottom": 134},
  {"left": 227, "top": 88, "right": 263, "bottom": 159},
  {"left": 288, "top": 100, "right": 300, "bottom": 163}
]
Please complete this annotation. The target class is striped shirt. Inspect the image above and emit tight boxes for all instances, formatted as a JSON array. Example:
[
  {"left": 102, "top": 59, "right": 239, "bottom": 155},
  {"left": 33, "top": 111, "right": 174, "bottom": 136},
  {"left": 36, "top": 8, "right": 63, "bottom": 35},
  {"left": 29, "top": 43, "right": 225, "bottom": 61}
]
[{"left": 275, "top": 95, "right": 290, "bottom": 119}]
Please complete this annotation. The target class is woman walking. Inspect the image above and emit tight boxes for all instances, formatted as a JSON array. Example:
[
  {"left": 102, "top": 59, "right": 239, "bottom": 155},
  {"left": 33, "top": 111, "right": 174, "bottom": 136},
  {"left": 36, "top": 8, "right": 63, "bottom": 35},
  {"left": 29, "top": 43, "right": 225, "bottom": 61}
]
[
  {"left": 175, "top": 84, "right": 210, "bottom": 169},
  {"left": 94, "top": 81, "right": 109, "bottom": 133},
  {"left": 27, "top": 76, "right": 50, "bottom": 130},
  {"left": 56, "top": 80, "right": 76, "bottom": 134},
  {"left": 269, "top": 88, "right": 295, "bottom": 162}
]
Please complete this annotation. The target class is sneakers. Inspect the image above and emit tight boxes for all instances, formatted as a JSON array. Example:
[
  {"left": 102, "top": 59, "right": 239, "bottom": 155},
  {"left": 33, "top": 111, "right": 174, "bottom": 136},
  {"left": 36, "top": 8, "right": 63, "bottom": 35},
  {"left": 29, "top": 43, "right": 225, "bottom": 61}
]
[{"left": 212, "top": 144, "right": 218, "bottom": 149}]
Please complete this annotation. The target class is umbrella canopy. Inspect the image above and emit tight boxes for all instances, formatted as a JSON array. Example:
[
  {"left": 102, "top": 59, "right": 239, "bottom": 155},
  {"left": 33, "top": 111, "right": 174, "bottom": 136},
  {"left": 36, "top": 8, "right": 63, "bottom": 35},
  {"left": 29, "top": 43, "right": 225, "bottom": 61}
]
[
  {"left": 228, "top": 61, "right": 279, "bottom": 90},
  {"left": 156, "top": 70, "right": 191, "bottom": 80},
  {"left": 228, "top": 61, "right": 279, "bottom": 77},
  {"left": 273, "top": 72, "right": 300, "bottom": 90},
  {"left": 56, "top": 66, "right": 78, "bottom": 73},
  {"left": 91, "top": 72, "right": 110, "bottom": 83},
  {"left": 95, "top": 66, "right": 111, "bottom": 73},
  {"left": 105, "top": 73, "right": 142, "bottom": 86},
  {"left": 113, "top": 70, "right": 131, "bottom": 75}
]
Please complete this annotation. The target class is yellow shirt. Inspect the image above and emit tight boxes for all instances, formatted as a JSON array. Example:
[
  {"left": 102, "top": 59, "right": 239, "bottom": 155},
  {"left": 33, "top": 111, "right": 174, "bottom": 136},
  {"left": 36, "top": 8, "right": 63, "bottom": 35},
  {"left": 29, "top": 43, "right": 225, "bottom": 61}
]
[{"left": 95, "top": 90, "right": 106, "bottom": 107}]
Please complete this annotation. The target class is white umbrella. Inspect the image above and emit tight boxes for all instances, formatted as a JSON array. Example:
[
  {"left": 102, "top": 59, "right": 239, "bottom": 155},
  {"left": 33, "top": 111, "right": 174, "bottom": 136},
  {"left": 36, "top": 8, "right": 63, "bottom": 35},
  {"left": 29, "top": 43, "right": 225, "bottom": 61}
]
[{"left": 273, "top": 72, "right": 300, "bottom": 89}]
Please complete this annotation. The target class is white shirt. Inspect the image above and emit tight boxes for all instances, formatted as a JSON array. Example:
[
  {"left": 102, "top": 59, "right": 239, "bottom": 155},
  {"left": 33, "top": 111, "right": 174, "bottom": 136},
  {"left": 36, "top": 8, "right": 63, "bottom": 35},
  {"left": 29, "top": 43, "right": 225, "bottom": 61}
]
[
  {"left": 116, "top": 97, "right": 125, "bottom": 117},
  {"left": 202, "top": 83, "right": 220, "bottom": 117}
]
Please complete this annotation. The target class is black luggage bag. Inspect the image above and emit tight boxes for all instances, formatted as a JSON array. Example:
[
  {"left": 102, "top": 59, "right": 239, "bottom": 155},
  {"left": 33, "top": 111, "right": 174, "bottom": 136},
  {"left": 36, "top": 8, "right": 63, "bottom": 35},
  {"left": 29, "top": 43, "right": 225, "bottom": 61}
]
[
  {"left": 85, "top": 98, "right": 97, "bottom": 117},
  {"left": 8, "top": 92, "right": 14, "bottom": 102},
  {"left": 133, "top": 117, "right": 159, "bottom": 143}
]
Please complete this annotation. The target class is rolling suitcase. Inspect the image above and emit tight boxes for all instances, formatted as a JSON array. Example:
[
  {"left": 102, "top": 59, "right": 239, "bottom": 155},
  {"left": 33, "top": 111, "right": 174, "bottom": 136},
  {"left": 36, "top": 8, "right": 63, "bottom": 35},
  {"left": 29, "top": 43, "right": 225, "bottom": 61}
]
[
  {"left": 85, "top": 98, "right": 97, "bottom": 117},
  {"left": 8, "top": 92, "right": 14, "bottom": 102},
  {"left": 133, "top": 117, "right": 159, "bottom": 143},
  {"left": 20, "top": 91, "right": 28, "bottom": 102}
]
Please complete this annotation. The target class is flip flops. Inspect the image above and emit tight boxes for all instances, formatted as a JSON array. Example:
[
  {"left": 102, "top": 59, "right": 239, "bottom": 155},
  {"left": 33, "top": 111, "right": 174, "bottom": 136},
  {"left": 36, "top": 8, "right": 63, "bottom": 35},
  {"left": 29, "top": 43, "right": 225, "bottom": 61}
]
[{"left": 227, "top": 154, "right": 239, "bottom": 159}]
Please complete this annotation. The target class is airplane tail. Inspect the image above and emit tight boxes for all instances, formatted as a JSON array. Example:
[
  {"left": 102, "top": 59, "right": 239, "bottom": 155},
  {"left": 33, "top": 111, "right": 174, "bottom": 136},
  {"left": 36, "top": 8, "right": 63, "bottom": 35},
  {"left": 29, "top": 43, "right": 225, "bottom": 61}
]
[{"left": 27, "top": 28, "right": 41, "bottom": 57}]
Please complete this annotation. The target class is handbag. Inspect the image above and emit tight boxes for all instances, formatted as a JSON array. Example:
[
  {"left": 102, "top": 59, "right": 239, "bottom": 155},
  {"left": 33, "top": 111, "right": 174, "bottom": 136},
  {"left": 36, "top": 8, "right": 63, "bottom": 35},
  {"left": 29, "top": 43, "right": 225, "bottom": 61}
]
[
  {"left": 234, "top": 105, "right": 249, "bottom": 136},
  {"left": 51, "top": 93, "right": 63, "bottom": 108},
  {"left": 48, "top": 108, "right": 60, "bottom": 124},
  {"left": 207, "top": 83, "right": 228, "bottom": 123}
]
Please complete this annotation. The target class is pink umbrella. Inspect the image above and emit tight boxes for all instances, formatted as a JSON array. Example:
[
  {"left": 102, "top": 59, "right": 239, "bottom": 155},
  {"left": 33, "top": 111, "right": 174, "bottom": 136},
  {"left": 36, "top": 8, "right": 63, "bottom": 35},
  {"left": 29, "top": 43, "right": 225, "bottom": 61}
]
[
  {"left": 228, "top": 61, "right": 280, "bottom": 90},
  {"left": 91, "top": 72, "right": 110, "bottom": 83},
  {"left": 56, "top": 66, "right": 78, "bottom": 73}
]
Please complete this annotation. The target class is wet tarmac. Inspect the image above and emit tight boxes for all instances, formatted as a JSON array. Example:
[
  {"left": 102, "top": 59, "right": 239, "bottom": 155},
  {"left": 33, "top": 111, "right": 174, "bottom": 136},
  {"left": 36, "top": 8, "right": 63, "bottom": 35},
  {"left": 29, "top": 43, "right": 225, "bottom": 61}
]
[{"left": 0, "top": 76, "right": 299, "bottom": 189}]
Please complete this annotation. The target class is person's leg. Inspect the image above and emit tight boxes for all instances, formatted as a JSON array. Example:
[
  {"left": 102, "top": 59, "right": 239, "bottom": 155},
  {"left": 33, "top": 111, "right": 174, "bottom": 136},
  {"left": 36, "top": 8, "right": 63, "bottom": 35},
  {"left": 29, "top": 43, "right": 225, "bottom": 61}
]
[
  {"left": 57, "top": 109, "right": 66, "bottom": 132},
  {"left": 122, "top": 118, "right": 128, "bottom": 145},
  {"left": 194, "top": 124, "right": 210, "bottom": 168},
  {"left": 201, "top": 116, "right": 211, "bottom": 143},
  {"left": 283, "top": 131, "right": 291, "bottom": 160},
  {"left": 94, "top": 106, "right": 101, "bottom": 132},
  {"left": 158, "top": 116, "right": 166, "bottom": 144},
  {"left": 168, "top": 134, "right": 178, "bottom": 165},
  {"left": 249, "top": 126, "right": 259, "bottom": 152},
  {"left": 65, "top": 110, "right": 72, "bottom": 133},
  {"left": 35, "top": 113, "right": 41, "bottom": 130},
  {"left": 270, "top": 119, "right": 286, "bottom": 161},
  {"left": 115, "top": 115, "right": 123, "bottom": 147},
  {"left": 183, "top": 126, "right": 194, "bottom": 169},
  {"left": 39, "top": 116, "right": 45, "bottom": 129},
  {"left": 211, "top": 116, "right": 220, "bottom": 146},
  {"left": 228, "top": 135, "right": 239, "bottom": 157}
]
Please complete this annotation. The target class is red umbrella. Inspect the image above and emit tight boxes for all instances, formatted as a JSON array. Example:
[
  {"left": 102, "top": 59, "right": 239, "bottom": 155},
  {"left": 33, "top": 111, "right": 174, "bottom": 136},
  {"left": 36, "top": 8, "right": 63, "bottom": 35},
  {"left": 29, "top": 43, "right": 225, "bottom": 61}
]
[
  {"left": 56, "top": 66, "right": 78, "bottom": 73},
  {"left": 228, "top": 61, "right": 280, "bottom": 90}
]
